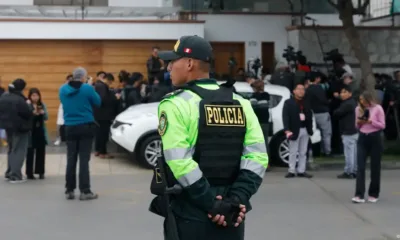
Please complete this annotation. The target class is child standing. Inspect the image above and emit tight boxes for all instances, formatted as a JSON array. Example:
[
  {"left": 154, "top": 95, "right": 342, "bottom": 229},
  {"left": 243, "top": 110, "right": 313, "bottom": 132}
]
[
  {"left": 333, "top": 85, "right": 358, "bottom": 179},
  {"left": 26, "top": 88, "right": 49, "bottom": 180}
]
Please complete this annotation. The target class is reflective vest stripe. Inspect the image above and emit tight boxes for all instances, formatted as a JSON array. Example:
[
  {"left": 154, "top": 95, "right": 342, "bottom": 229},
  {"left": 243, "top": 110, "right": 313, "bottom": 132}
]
[
  {"left": 176, "top": 166, "right": 203, "bottom": 187},
  {"left": 241, "top": 142, "right": 268, "bottom": 178},
  {"left": 164, "top": 147, "right": 194, "bottom": 161},
  {"left": 242, "top": 142, "right": 267, "bottom": 156},
  {"left": 240, "top": 159, "right": 267, "bottom": 178},
  {"left": 177, "top": 91, "right": 193, "bottom": 101},
  {"left": 166, "top": 157, "right": 202, "bottom": 187}
]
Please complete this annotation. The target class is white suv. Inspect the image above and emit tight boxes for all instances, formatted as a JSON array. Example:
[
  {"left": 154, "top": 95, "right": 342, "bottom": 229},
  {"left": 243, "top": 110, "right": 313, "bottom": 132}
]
[{"left": 111, "top": 82, "right": 321, "bottom": 168}]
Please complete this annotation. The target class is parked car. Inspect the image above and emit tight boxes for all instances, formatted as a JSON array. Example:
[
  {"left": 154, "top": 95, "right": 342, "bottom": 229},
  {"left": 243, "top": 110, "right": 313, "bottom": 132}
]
[{"left": 111, "top": 82, "right": 321, "bottom": 168}]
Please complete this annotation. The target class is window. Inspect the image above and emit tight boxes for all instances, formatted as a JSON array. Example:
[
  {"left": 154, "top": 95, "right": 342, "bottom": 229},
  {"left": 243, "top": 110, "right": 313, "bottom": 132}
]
[
  {"left": 268, "top": 94, "right": 282, "bottom": 108},
  {"left": 236, "top": 92, "right": 282, "bottom": 109},
  {"left": 34, "top": 0, "right": 108, "bottom": 6}
]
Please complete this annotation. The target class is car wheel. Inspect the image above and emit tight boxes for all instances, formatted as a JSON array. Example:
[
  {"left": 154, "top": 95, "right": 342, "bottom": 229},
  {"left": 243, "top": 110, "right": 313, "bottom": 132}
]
[
  {"left": 269, "top": 132, "right": 289, "bottom": 167},
  {"left": 270, "top": 132, "right": 314, "bottom": 167},
  {"left": 137, "top": 134, "right": 161, "bottom": 169}
]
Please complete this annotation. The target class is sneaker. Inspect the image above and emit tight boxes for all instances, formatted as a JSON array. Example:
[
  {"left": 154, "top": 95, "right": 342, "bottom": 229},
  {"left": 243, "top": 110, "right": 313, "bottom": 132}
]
[
  {"left": 337, "top": 172, "right": 354, "bottom": 179},
  {"left": 297, "top": 172, "right": 313, "bottom": 178},
  {"left": 65, "top": 191, "right": 75, "bottom": 200},
  {"left": 285, "top": 173, "right": 296, "bottom": 178},
  {"left": 367, "top": 196, "right": 379, "bottom": 203},
  {"left": 351, "top": 196, "right": 365, "bottom": 203},
  {"left": 9, "top": 177, "right": 26, "bottom": 184},
  {"left": 39, "top": 174, "right": 45, "bottom": 180},
  {"left": 79, "top": 191, "right": 99, "bottom": 201},
  {"left": 54, "top": 140, "right": 61, "bottom": 146}
]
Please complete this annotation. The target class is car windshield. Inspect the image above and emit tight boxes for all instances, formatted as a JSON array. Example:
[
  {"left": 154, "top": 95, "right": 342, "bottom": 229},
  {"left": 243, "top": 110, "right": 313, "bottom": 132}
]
[{"left": 237, "top": 92, "right": 282, "bottom": 108}]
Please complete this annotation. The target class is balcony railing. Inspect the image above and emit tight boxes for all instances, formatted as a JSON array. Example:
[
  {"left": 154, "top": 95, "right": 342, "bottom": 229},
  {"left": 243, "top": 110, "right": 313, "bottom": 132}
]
[
  {"left": 174, "top": 0, "right": 337, "bottom": 14},
  {"left": 0, "top": 5, "right": 181, "bottom": 19}
]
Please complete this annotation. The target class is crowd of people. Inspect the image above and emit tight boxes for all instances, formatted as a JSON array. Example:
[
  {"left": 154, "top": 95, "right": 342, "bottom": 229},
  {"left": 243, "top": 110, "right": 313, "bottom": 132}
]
[
  {"left": 239, "top": 57, "right": 391, "bottom": 203},
  {"left": 0, "top": 43, "right": 396, "bottom": 204},
  {"left": 0, "top": 46, "right": 173, "bottom": 190}
]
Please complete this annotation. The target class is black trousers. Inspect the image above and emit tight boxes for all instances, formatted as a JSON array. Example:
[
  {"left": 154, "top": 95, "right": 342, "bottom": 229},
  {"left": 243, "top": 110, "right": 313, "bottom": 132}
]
[
  {"left": 164, "top": 218, "right": 245, "bottom": 240},
  {"left": 26, "top": 145, "right": 46, "bottom": 175},
  {"left": 65, "top": 123, "right": 95, "bottom": 193},
  {"left": 355, "top": 131, "right": 383, "bottom": 198},
  {"left": 94, "top": 120, "right": 111, "bottom": 155}
]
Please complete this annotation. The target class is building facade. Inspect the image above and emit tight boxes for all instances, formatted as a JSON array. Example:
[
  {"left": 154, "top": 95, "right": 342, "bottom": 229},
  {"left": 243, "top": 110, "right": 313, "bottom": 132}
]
[{"left": 0, "top": 0, "right": 396, "bottom": 132}]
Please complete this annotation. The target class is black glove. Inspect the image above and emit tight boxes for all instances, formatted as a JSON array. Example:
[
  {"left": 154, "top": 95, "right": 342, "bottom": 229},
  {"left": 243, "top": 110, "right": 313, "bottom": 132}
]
[
  {"left": 225, "top": 195, "right": 242, "bottom": 223},
  {"left": 209, "top": 199, "right": 241, "bottom": 226}
]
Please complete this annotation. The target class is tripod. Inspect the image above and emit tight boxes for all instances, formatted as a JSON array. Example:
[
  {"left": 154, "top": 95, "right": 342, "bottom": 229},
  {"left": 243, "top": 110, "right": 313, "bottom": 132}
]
[{"left": 305, "top": 16, "right": 330, "bottom": 73}]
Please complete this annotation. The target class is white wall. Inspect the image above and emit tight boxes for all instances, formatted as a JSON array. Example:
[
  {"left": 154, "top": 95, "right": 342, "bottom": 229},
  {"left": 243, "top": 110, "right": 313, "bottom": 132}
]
[
  {"left": 0, "top": 20, "right": 204, "bottom": 40},
  {"left": 361, "top": 15, "right": 400, "bottom": 26},
  {"left": 0, "top": 0, "right": 33, "bottom": 5},
  {"left": 304, "top": 14, "right": 364, "bottom": 26},
  {"left": 197, "top": 14, "right": 291, "bottom": 63},
  {"left": 109, "top": 0, "right": 173, "bottom": 7}
]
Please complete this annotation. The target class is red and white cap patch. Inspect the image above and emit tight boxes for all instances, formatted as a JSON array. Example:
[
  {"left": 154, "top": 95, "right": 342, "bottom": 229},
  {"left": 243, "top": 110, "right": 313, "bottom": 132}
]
[{"left": 184, "top": 48, "right": 192, "bottom": 54}]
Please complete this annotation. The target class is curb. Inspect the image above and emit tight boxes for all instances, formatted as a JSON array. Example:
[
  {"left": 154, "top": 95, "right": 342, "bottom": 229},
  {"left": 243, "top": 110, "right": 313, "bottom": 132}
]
[{"left": 310, "top": 161, "right": 400, "bottom": 171}]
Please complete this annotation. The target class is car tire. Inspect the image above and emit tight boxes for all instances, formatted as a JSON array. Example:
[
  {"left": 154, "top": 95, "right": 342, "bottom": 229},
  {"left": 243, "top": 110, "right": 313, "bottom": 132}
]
[
  {"left": 137, "top": 134, "right": 161, "bottom": 169},
  {"left": 269, "top": 132, "right": 289, "bottom": 167},
  {"left": 269, "top": 132, "right": 316, "bottom": 167}
]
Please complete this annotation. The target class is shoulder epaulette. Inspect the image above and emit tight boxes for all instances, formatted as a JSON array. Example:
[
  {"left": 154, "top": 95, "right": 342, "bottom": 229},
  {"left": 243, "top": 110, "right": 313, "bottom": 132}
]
[{"left": 162, "top": 89, "right": 184, "bottom": 100}]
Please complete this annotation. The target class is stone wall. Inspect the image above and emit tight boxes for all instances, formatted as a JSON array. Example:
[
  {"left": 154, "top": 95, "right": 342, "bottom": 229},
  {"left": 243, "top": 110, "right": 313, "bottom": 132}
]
[{"left": 287, "top": 27, "right": 400, "bottom": 75}]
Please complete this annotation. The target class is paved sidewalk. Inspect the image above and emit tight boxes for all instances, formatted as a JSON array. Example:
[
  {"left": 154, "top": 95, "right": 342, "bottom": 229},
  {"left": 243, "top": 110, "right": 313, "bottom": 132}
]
[
  {"left": 0, "top": 153, "right": 147, "bottom": 176},
  {"left": 1, "top": 170, "right": 400, "bottom": 240}
]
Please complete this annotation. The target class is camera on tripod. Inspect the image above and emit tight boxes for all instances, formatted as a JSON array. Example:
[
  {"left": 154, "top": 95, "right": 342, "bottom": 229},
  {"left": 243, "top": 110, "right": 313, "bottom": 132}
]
[
  {"left": 246, "top": 57, "right": 262, "bottom": 79},
  {"left": 282, "top": 46, "right": 297, "bottom": 63},
  {"left": 282, "top": 46, "right": 306, "bottom": 72}
]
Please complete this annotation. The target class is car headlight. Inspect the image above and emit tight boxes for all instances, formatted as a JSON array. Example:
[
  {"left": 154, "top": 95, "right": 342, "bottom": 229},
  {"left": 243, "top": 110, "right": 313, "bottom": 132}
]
[{"left": 112, "top": 120, "right": 131, "bottom": 129}]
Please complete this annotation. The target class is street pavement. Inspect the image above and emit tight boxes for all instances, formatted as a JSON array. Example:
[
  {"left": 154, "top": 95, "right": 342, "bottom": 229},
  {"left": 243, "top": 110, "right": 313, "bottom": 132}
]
[{"left": 0, "top": 152, "right": 399, "bottom": 240}]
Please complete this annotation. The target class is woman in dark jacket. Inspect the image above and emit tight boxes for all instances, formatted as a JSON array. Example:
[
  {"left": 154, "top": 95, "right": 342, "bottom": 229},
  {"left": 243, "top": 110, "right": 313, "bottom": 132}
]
[{"left": 26, "top": 88, "right": 49, "bottom": 180}]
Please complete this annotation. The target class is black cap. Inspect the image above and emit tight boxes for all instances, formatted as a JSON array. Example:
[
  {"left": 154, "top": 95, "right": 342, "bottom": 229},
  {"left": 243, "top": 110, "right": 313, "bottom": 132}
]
[{"left": 158, "top": 35, "right": 213, "bottom": 62}]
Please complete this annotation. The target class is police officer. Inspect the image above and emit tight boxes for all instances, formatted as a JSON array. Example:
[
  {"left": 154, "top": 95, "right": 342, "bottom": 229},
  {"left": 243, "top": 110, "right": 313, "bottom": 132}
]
[{"left": 152, "top": 35, "right": 268, "bottom": 240}]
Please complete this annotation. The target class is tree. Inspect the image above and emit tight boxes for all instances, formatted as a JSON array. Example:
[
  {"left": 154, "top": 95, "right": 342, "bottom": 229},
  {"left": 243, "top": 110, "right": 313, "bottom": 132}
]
[{"left": 326, "top": 0, "right": 375, "bottom": 93}]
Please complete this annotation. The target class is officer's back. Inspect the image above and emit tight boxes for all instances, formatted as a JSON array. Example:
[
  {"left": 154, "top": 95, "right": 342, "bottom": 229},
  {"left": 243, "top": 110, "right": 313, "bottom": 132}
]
[{"left": 149, "top": 35, "right": 268, "bottom": 240}]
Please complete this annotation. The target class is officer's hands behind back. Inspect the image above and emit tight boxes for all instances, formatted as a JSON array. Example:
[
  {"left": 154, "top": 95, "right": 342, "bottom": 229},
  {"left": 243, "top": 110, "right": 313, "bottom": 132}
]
[{"left": 207, "top": 195, "right": 246, "bottom": 228}]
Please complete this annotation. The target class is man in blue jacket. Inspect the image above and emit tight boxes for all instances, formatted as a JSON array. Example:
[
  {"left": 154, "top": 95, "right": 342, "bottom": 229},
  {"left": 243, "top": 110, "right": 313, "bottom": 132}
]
[{"left": 59, "top": 67, "right": 101, "bottom": 201}]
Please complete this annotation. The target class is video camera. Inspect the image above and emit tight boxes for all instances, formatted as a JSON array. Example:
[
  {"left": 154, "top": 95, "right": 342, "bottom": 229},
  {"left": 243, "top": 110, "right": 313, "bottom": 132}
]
[
  {"left": 282, "top": 46, "right": 297, "bottom": 63},
  {"left": 282, "top": 46, "right": 307, "bottom": 71},
  {"left": 246, "top": 57, "right": 262, "bottom": 78},
  {"left": 323, "top": 49, "right": 343, "bottom": 62}
]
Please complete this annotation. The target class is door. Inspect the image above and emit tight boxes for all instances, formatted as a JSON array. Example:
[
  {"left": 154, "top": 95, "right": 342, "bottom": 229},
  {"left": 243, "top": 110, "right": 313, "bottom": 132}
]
[
  {"left": 262, "top": 42, "right": 275, "bottom": 74},
  {"left": 210, "top": 42, "right": 245, "bottom": 79}
]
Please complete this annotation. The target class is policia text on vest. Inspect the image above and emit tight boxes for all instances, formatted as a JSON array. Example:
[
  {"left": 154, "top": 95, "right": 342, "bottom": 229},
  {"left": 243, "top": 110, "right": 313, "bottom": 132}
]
[
  {"left": 205, "top": 105, "right": 245, "bottom": 126},
  {"left": 149, "top": 79, "right": 269, "bottom": 240}
]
